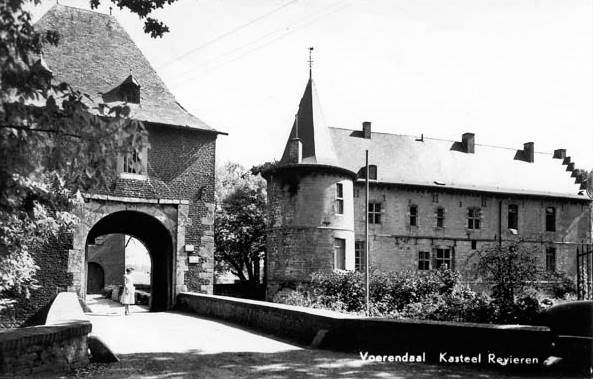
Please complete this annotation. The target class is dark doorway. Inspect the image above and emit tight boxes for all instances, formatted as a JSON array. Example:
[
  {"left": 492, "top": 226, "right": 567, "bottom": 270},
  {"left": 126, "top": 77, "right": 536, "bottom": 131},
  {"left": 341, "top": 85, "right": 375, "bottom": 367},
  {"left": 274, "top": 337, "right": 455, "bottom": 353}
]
[
  {"left": 86, "top": 211, "right": 175, "bottom": 311},
  {"left": 87, "top": 262, "right": 105, "bottom": 294}
]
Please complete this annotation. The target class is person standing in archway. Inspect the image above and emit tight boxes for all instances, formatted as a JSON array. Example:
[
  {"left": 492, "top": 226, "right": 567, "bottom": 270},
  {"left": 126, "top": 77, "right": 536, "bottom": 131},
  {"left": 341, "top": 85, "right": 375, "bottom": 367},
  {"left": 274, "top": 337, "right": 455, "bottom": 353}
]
[{"left": 122, "top": 268, "right": 136, "bottom": 315}]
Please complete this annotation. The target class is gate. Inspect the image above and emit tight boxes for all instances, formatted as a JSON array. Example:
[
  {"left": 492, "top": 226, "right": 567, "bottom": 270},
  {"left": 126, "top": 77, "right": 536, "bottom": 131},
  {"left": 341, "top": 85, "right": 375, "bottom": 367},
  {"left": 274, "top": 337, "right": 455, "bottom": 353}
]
[{"left": 576, "top": 243, "right": 593, "bottom": 300}]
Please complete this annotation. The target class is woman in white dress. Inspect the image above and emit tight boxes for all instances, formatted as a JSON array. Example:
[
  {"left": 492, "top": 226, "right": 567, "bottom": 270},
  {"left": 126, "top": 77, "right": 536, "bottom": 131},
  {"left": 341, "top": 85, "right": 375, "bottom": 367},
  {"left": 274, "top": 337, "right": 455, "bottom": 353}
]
[{"left": 122, "top": 268, "right": 135, "bottom": 315}]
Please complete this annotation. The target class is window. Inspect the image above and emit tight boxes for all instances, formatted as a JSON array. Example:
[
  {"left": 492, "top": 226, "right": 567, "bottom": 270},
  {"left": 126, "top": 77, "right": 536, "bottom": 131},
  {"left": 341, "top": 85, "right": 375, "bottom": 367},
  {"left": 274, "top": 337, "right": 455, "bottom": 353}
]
[
  {"left": 436, "top": 207, "right": 445, "bottom": 228},
  {"left": 334, "top": 238, "right": 346, "bottom": 270},
  {"left": 467, "top": 208, "right": 481, "bottom": 229},
  {"left": 368, "top": 165, "right": 377, "bottom": 180},
  {"left": 123, "top": 149, "right": 143, "bottom": 174},
  {"left": 369, "top": 202, "right": 381, "bottom": 224},
  {"left": 335, "top": 183, "right": 344, "bottom": 214},
  {"left": 481, "top": 197, "right": 487, "bottom": 207},
  {"left": 355, "top": 241, "right": 366, "bottom": 272},
  {"left": 418, "top": 251, "right": 430, "bottom": 271},
  {"left": 471, "top": 240, "right": 477, "bottom": 250},
  {"left": 545, "top": 247, "right": 556, "bottom": 272},
  {"left": 409, "top": 205, "right": 418, "bottom": 226},
  {"left": 545, "top": 207, "right": 556, "bottom": 232},
  {"left": 435, "top": 248, "right": 452, "bottom": 269},
  {"left": 508, "top": 204, "right": 518, "bottom": 230},
  {"left": 432, "top": 193, "right": 439, "bottom": 203}
]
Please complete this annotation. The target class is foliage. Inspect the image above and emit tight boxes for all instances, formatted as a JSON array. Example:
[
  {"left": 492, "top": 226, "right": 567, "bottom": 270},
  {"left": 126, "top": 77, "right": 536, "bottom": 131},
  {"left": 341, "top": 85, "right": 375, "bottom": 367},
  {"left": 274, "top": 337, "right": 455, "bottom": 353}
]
[
  {"left": 0, "top": 0, "right": 177, "bottom": 314},
  {"left": 472, "top": 241, "right": 540, "bottom": 303},
  {"left": 540, "top": 270, "right": 577, "bottom": 299},
  {"left": 275, "top": 267, "right": 546, "bottom": 324},
  {"left": 214, "top": 162, "right": 267, "bottom": 284}
]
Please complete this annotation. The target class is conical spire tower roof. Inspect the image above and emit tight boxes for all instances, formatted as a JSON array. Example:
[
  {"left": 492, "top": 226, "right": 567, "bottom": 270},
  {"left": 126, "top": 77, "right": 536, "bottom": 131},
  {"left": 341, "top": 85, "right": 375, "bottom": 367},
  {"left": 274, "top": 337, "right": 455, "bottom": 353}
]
[{"left": 280, "top": 77, "right": 338, "bottom": 166}]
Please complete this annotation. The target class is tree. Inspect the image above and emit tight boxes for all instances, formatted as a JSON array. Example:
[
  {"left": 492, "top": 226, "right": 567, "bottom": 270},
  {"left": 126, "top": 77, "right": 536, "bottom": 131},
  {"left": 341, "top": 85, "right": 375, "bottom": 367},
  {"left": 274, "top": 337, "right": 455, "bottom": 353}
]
[
  {"left": 473, "top": 241, "right": 540, "bottom": 303},
  {"left": 0, "top": 0, "right": 177, "bottom": 316},
  {"left": 214, "top": 162, "right": 267, "bottom": 285}
]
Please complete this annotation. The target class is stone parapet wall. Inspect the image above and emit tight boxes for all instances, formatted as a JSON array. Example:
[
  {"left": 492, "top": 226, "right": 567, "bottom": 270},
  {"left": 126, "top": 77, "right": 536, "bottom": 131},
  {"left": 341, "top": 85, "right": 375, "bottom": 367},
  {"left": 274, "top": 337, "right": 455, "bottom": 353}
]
[
  {"left": 177, "top": 292, "right": 553, "bottom": 368},
  {"left": 0, "top": 321, "right": 91, "bottom": 376}
]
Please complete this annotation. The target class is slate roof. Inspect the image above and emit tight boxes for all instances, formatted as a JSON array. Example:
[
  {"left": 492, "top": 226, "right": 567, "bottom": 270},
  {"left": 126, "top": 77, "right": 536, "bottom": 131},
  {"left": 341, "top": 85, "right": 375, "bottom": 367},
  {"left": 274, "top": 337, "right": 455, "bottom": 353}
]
[
  {"left": 34, "top": 5, "right": 218, "bottom": 133},
  {"left": 280, "top": 77, "right": 339, "bottom": 165},
  {"left": 279, "top": 75, "right": 588, "bottom": 200},
  {"left": 330, "top": 128, "right": 586, "bottom": 199}
]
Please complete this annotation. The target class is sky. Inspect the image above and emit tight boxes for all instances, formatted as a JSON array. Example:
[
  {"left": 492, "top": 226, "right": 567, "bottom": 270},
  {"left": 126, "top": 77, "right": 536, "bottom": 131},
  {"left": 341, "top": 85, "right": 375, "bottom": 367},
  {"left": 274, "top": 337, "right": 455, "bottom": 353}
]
[{"left": 34, "top": 0, "right": 593, "bottom": 170}]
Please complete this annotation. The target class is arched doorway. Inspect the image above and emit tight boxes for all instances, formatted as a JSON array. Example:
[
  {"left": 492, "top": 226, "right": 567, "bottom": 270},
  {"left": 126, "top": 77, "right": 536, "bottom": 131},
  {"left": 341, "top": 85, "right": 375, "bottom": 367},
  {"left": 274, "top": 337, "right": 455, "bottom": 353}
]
[
  {"left": 87, "top": 262, "right": 105, "bottom": 294},
  {"left": 85, "top": 210, "right": 175, "bottom": 311}
]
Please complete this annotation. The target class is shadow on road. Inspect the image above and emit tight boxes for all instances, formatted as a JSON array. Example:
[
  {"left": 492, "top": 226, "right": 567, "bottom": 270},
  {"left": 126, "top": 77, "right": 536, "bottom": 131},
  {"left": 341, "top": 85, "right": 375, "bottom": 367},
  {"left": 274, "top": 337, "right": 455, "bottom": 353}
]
[{"left": 69, "top": 349, "right": 583, "bottom": 379}]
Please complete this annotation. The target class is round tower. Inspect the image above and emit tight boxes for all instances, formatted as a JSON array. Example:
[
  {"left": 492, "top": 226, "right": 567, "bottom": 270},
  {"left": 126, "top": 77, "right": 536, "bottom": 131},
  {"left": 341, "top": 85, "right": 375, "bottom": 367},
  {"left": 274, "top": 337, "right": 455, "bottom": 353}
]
[{"left": 262, "top": 74, "right": 356, "bottom": 300}]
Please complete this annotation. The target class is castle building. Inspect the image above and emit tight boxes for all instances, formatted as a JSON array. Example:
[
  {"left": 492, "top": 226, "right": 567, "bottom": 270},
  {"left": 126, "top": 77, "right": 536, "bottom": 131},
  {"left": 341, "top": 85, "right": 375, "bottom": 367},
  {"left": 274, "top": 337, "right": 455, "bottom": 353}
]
[
  {"left": 263, "top": 72, "right": 592, "bottom": 299},
  {"left": 28, "top": 5, "right": 224, "bottom": 314}
]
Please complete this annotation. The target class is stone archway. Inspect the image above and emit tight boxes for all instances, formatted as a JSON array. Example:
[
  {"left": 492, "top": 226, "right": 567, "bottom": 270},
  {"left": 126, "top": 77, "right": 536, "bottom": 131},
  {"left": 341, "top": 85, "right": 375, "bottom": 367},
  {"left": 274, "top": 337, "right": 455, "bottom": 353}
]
[
  {"left": 69, "top": 198, "right": 190, "bottom": 311},
  {"left": 86, "top": 210, "right": 174, "bottom": 311}
]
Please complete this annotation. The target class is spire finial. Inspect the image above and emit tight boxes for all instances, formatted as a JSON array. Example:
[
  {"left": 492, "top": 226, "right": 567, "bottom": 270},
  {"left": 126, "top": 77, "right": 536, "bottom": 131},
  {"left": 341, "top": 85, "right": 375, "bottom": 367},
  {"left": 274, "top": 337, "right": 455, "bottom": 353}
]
[{"left": 308, "top": 47, "right": 314, "bottom": 78}]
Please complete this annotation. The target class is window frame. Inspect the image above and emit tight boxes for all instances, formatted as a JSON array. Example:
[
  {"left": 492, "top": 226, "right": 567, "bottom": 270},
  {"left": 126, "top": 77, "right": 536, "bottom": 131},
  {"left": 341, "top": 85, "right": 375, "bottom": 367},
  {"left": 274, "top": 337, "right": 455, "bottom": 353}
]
[
  {"left": 436, "top": 207, "right": 445, "bottom": 228},
  {"left": 369, "top": 202, "right": 382, "bottom": 224},
  {"left": 355, "top": 241, "right": 366, "bottom": 272},
  {"left": 545, "top": 207, "right": 556, "bottom": 232},
  {"left": 467, "top": 207, "right": 481, "bottom": 230},
  {"left": 334, "top": 238, "right": 346, "bottom": 270},
  {"left": 508, "top": 204, "right": 519, "bottom": 230},
  {"left": 545, "top": 247, "right": 556, "bottom": 272},
  {"left": 435, "top": 248, "right": 452, "bottom": 269},
  {"left": 409, "top": 204, "right": 418, "bottom": 227},
  {"left": 335, "top": 183, "right": 344, "bottom": 215},
  {"left": 418, "top": 251, "right": 430, "bottom": 271}
]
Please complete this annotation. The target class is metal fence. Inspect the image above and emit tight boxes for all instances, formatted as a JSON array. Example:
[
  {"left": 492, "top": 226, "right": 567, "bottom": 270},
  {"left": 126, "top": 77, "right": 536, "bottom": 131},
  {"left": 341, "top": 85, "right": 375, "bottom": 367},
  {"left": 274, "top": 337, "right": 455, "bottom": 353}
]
[{"left": 577, "top": 243, "right": 593, "bottom": 300}]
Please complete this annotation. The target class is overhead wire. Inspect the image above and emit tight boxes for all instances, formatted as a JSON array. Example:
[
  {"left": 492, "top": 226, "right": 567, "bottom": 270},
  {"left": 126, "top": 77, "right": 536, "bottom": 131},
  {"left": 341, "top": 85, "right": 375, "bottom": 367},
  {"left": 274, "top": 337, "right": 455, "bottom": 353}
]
[
  {"left": 166, "top": 0, "right": 352, "bottom": 88},
  {"left": 156, "top": 0, "right": 301, "bottom": 70}
]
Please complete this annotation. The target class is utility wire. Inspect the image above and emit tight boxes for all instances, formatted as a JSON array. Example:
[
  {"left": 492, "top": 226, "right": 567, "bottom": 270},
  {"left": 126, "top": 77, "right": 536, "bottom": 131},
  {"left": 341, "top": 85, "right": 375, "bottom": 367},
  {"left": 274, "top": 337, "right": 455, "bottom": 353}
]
[
  {"left": 167, "top": 0, "right": 351, "bottom": 88},
  {"left": 156, "top": 0, "right": 301, "bottom": 70}
]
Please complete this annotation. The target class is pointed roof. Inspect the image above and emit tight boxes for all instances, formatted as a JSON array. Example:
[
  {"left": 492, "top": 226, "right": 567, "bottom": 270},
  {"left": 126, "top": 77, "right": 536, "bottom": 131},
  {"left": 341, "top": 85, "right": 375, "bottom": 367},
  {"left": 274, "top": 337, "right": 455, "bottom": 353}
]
[
  {"left": 280, "top": 77, "right": 338, "bottom": 166},
  {"left": 34, "top": 5, "right": 219, "bottom": 133}
]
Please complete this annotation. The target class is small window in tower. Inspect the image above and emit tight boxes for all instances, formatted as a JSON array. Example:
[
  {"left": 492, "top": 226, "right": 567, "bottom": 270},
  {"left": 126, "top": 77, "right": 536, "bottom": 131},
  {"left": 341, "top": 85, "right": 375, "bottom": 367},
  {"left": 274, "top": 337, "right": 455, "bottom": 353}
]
[
  {"left": 334, "top": 238, "right": 346, "bottom": 270},
  {"left": 335, "top": 183, "right": 344, "bottom": 214}
]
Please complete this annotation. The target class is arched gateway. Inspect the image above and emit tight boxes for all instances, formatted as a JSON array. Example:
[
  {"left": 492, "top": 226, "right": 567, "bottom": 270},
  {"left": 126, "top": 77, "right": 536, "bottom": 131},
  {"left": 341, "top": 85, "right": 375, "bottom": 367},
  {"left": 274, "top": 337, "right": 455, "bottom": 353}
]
[{"left": 70, "top": 198, "right": 190, "bottom": 311}]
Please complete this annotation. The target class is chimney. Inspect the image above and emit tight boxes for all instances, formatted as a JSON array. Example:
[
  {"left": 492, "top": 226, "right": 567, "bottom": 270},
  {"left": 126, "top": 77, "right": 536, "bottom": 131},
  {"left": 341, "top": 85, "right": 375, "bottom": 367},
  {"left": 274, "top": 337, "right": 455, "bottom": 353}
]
[
  {"left": 566, "top": 162, "right": 575, "bottom": 172},
  {"left": 553, "top": 149, "right": 566, "bottom": 159},
  {"left": 362, "top": 121, "right": 371, "bottom": 139},
  {"left": 461, "top": 132, "right": 475, "bottom": 154},
  {"left": 287, "top": 137, "right": 302, "bottom": 164},
  {"left": 523, "top": 142, "right": 534, "bottom": 163}
]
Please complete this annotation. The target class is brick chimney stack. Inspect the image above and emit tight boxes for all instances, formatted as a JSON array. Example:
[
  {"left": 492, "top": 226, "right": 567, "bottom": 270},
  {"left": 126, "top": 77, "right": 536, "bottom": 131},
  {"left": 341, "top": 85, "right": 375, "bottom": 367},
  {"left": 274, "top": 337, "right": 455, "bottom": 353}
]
[
  {"left": 462, "top": 132, "right": 475, "bottom": 154},
  {"left": 362, "top": 121, "right": 372, "bottom": 139},
  {"left": 523, "top": 142, "right": 534, "bottom": 163}
]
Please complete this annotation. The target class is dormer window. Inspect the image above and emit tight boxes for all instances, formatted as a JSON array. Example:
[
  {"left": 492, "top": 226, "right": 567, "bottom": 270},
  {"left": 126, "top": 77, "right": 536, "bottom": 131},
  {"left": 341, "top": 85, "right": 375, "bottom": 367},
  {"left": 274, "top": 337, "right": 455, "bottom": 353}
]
[
  {"left": 123, "top": 149, "right": 142, "bottom": 174},
  {"left": 31, "top": 55, "right": 53, "bottom": 89},
  {"left": 119, "top": 147, "right": 147, "bottom": 179},
  {"left": 118, "top": 74, "right": 140, "bottom": 104}
]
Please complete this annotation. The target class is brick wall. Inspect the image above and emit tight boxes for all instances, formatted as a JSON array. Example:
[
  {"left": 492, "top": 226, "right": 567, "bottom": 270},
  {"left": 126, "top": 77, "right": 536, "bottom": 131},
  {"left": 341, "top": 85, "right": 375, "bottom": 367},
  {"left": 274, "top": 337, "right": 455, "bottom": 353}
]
[
  {"left": 87, "top": 234, "right": 125, "bottom": 289},
  {"left": 146, "top": 124, "right": 217, "bottom": 293},
  {"left": 0, "top": 321, "right": 91, "bottom": 376}
]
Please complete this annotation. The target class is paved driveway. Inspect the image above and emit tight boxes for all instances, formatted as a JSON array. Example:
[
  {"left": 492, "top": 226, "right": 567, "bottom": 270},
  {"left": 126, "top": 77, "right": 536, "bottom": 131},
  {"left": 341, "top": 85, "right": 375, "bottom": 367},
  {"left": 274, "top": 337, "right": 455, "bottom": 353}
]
[{"left": 72, "top": 296, "right": 577, "bottom": 379}]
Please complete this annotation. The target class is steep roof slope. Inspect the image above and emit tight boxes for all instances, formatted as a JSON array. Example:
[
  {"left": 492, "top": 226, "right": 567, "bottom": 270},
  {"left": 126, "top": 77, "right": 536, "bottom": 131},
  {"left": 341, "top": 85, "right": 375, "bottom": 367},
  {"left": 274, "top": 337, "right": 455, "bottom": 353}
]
[
  {"left": 280, "top": 77, "right": 338, "bottom": 165},
  {"left": 34, "top": 4, "right": 216, "bottom": 132},
  {"left": 330, "top": 128, "right": 586, "bottom": 199}
]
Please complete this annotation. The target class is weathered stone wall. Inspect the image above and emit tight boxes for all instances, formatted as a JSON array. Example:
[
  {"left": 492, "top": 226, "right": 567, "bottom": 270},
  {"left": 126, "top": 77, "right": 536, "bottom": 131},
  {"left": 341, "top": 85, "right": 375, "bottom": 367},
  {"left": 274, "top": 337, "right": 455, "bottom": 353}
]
[
  {"left": 0, "top": 321, "right": 91, "bottom": 376},
  {"left": 87, "top": 234, "right": 125, "bottom": 288},
  {"left": 353, "top": 184, "right": 591, "bottom": 278},
  {"left": 266, "top": 168, "right": 355, "bottom": 298}
]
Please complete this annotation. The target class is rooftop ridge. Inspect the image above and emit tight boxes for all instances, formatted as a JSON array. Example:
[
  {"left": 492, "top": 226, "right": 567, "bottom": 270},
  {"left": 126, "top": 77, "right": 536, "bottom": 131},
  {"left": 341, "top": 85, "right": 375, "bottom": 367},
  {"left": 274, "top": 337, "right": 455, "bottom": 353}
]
[
  {"left": 50, "top": 3, "right": 113, "bottom": 18},
  {"left": 328, "top": 126, "right": 559, "bottom": 157}
]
